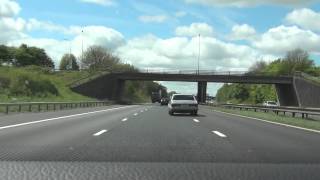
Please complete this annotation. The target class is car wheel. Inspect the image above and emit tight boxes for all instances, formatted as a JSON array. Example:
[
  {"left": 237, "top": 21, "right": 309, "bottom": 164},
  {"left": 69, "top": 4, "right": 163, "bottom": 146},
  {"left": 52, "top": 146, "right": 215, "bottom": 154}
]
[
  {"left": 169, "top": 111, "right": 174, "bottom": 115},
  {"left": 192, "top": 111, "right": 198, "bottom": 116}
]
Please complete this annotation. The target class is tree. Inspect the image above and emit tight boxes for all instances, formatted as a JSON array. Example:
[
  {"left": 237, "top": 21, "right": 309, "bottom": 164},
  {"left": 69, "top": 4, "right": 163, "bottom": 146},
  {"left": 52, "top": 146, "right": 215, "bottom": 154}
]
[
  {"left": 13, "top": 44, "right": 54, "bottom": 68},
  {"left": 59, "top": 53, "right": 79, "bottom": 70},
  {"left": 0, "top": 45, "right": 13, "bottom": 65},
  {"left": 280, "top": 49, "right": 314, "bottom": 75},
  {"left": 249, "top": 60, "right": 267, "bottom": 74},
  {"left": 81, "top": 45, "right": 120, "bottom": 71}
]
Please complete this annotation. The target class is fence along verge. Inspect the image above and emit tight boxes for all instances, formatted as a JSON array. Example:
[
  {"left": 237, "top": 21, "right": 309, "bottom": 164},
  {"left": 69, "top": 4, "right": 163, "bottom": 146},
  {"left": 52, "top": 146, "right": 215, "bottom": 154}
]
[{"left": 0, "top": 101, "right": 111, "bottom": 114}]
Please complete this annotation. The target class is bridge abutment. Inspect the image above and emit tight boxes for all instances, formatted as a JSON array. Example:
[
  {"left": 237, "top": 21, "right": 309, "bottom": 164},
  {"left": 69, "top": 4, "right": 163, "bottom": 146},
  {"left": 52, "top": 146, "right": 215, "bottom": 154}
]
[
  {"left": 197, "top": 81, "right": 207, "bottom": 103},
  {"left": 112, "top": 79, "right": 125, "bottom": 102},
  {"left": 275, "top": 84, "right": 299, "bottom": 107}
]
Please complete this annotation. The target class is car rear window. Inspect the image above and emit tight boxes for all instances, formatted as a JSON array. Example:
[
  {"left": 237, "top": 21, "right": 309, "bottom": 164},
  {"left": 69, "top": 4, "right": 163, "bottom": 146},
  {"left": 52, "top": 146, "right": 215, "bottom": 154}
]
[
  {"left": 268, "top": 102, "right": 277, "bottom": 105},
  {"left": 173, "top": 95, "right": 195, "bottom": 100}
]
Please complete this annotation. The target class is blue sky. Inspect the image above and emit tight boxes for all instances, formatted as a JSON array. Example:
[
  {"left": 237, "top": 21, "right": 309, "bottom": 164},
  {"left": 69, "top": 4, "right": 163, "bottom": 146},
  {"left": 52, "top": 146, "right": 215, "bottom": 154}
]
[{"left": 2, "top": 0, "right": 320, "bottom": 95}]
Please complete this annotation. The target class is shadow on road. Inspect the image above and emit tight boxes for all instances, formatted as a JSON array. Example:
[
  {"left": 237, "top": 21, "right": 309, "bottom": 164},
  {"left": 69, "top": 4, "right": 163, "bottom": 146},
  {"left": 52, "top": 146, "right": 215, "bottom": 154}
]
[{"left": 171, "top": 113, "right": 206, "bottom": 117}]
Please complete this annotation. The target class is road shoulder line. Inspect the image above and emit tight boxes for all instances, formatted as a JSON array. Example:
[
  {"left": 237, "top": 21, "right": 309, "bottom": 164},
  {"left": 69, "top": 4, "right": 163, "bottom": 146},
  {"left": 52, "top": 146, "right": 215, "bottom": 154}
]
[
  {"left": 212, "top": 109, "right": 320, "bottom": 134},
  {"left": 0, "top": 106, "right": 135, "bottom": 131}
]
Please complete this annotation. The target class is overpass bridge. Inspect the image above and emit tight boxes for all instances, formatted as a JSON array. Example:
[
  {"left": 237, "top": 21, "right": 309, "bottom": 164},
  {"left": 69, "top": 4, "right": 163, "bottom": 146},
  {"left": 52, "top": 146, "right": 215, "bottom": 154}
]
[{"left": 70, "top": 70, "right": 320, "bottom": 108}]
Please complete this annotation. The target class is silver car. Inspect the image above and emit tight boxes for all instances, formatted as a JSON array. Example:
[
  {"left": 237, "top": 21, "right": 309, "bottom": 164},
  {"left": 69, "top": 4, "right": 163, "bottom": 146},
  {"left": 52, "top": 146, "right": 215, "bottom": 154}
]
[
  {"left": 168, "top": 94, "right": 198, "bottom": 115},
  {"left": 263, "top": 101, "right": 279, "bottom": 107}
]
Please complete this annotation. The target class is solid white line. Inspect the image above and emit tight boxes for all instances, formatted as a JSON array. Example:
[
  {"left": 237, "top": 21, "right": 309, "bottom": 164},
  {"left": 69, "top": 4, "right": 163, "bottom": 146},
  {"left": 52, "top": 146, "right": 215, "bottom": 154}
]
[
  {"left": 212, "top": 131, "right": 227, "bottom": 137},
  {"left": 93, "top": 129, "right": 107, "bottom": 136},
  {"left": 0, "top": 106, "right": 135, "bottom": 131},
  {"left": 213, "top": 109, "right": 320, "bottom": 134},
  {"left": 122, "top": 118, "right": 128, "bottom": 122},
  {"left": 193, "top": 119, "right": 200, "bottom": 123},
  {"left": 134, "top": 113, "right": 138, "bottom": 116}
]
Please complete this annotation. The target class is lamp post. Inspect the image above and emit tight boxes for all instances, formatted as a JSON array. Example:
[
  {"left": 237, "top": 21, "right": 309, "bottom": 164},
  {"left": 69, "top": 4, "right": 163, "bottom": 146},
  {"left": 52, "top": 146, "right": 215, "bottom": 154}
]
[
  {"left": 197, "top": 34, "right": 201, "bottom": 75},
  {"left": 81, "top": 29, "right": 84, "bottom": 70}
]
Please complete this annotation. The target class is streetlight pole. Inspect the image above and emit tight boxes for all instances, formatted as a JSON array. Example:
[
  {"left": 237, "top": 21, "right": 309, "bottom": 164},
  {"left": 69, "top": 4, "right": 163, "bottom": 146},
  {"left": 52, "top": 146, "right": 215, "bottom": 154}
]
[
  {"left": 198, "top": 34, "right": 201, "bottom": 75},
  {"left": 81, "top": 29, "right": 84, "bottom": 71}
]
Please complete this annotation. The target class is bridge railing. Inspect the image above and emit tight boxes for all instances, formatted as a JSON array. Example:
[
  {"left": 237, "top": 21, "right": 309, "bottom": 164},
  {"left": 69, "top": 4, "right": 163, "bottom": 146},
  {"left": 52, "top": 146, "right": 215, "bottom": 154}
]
[
  {"left": 114, "top": 69, "right": 292, "bottom": 77},
  {"left": 206, "top": 103, "right": 320, "bottom": 119},
  {"left": 0, "top": 101, "right": 111, "bottom": 114},
  {"left": 136, "top": 69, "right": 248, "bottom": 75}
]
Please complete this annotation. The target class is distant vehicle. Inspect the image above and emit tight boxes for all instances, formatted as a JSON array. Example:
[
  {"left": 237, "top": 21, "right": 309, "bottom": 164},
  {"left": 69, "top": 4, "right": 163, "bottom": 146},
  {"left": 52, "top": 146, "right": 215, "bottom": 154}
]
[
  {"left": 160, "top": 97, "right": 169, "bottom": 105},
  {"left": 263, "top": 101, "right": 279, "bottom": 107},
  {"left": 168, "top": 94, "right": 198, "bottom": 115},
  {"left": 151, "top": 92, "right": 161, "bottom": 103},
  {"left": 206, "top": 100, "right": 215, "bottom": 105}
]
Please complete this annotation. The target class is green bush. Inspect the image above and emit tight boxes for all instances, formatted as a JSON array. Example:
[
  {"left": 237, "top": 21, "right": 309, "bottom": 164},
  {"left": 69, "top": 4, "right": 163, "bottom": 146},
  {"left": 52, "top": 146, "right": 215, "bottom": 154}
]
[
  {"left": 9, "top": 74, "right": 59, "bottom": 97},
  {"left": 0, "top": 76, "right": 10, "bottom": 90}
]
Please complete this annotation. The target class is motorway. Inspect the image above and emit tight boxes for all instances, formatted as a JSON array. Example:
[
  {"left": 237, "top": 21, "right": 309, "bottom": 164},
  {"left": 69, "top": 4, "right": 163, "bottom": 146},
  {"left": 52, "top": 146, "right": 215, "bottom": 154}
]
[{"left": 0, "top": 104, "right": 319, "bottom": 163}]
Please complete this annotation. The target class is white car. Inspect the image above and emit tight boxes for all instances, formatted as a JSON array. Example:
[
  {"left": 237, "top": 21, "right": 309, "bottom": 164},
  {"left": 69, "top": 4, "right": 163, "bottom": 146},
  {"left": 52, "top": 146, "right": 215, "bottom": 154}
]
[
  {"left": 263, "top": 101, "right": 279, "bottom": 107},
  {"left": 168, "top": 94, "right": 198, "bottom": 115}
]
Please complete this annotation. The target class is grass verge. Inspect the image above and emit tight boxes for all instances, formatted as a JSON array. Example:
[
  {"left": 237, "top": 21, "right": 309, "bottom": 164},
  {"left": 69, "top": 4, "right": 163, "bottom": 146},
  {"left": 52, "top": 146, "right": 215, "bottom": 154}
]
[{"left": 211, "top": 106, "right": 320, "bottom": 131}]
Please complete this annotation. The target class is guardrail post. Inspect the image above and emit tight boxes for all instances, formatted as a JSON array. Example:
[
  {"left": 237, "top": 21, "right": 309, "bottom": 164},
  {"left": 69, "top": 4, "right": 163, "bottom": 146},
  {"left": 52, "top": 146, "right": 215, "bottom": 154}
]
[
  {"left": 292, "top": 112, "right": 296, "bottom": 117},
  {"left": 29, "top": 104, "right": 32, "bottom": 112},
  {"left": 302, "top": 113, "right": 305, "bottom": 119},
  {"left": 38, "top": 104, "right": 41, "bottom": 112},
  {"left": 5, "top": 105, "right": 9, "bottom": 114},
  {"left": 53, "top": 104, "right": 56, "bottom": 111},
  {"left": 18, "top": 105, "right": 22, "bottom": 112},
  {"left": 46, "top": 104, "right": 49, "bottom": 111}
]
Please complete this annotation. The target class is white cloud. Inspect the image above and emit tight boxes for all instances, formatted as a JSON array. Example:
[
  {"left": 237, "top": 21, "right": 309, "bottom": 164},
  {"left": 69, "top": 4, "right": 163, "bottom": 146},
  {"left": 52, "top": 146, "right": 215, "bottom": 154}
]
[
  {"left": 138, "top": 15, "right": 169, "bottom": 23},
  {"left": 0, "top": 17, "right": 27, "bottom": 44},
  {"left": 80, "top": 0, "right": 115, "bottom": 6},
  {"left": 229, "top": 24, "right": 256, "bottom": 40},
  {"left": 175, "top": 23, "right": 214, "bottom": 37},
  {"left": 184, "top": 0, "right": 317, "bottom": 7},
  {"left": 0, "top": 0, "right": 21, "bottom": 17},
  {"left": 26, "top": 18, "right": 69, "bottom": 33},
  {"left": 116, "top": 33, "right": 261, "bottom": 71},
  {"left": 175, "top": 11, "right": 187, "bottom": 18},
  {"left": 285, "top": 8, "right": 320, "bottom": 31},
  {"left": 253, "top": 25, "right": 320, "bottom": 55}
]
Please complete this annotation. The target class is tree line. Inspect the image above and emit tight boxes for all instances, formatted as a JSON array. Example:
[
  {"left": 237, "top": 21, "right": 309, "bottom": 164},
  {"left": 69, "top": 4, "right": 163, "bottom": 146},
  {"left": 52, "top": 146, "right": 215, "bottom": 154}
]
[
  {"left": 216, "top": 49, "right": 320, "bottom": 104},
  {"left": 0, "top": 44, "right": 54, "bottom": 68},
  {"left": 0, "top": 44, "right": 132, "bottom": 72}
]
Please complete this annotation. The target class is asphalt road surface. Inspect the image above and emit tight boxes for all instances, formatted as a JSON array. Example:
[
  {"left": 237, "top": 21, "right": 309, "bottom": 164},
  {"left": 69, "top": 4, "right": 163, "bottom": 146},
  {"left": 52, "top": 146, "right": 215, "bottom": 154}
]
[{"left": 0, "top": 104, "right": 319, "bottom": 163}]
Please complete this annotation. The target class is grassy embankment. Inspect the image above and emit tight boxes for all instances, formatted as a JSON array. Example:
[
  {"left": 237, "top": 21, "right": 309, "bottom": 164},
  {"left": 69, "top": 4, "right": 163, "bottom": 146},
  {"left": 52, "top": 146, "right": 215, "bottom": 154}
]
[{"left": 0, "top": 66, "right": 94, "bottom": 103}]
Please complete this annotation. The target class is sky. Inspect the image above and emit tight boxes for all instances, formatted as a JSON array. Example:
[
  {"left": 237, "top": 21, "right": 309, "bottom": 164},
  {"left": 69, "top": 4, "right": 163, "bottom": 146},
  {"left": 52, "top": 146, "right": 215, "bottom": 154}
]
[{"left": 1, "top": 0, "right": 320, "bottom": 95}]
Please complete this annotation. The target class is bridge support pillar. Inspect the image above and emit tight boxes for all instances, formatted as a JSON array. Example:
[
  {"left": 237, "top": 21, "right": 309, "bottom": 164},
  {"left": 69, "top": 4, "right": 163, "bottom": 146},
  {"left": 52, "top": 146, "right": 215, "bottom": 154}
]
[
  {"left": 112, "top": 79, "right": 125, "bottom": 102},
  {"left": 275, "top": 84, "right": 299, "bottom": 107},
  {"left": 197, "top": 81, "right": 207, "bottom": 103}
]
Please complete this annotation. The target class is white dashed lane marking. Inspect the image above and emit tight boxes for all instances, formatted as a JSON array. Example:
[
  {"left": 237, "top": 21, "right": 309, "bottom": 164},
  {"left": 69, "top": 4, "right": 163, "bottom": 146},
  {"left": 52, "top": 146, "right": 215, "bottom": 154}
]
[
  {"left": 93, "top": 130, "right": 108, "bottom": 136},
  {"left": 212, "top": 131, "right": 227, "bottom": 138},
  {"left": 193, "top": 119, "right": 200, "bottom": 123},
  {"left": 134, "top": 113, "right": 138, "bottom": 116},
  {"left": 122, "top": 118, "right": 128, "bottom": 122}
]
